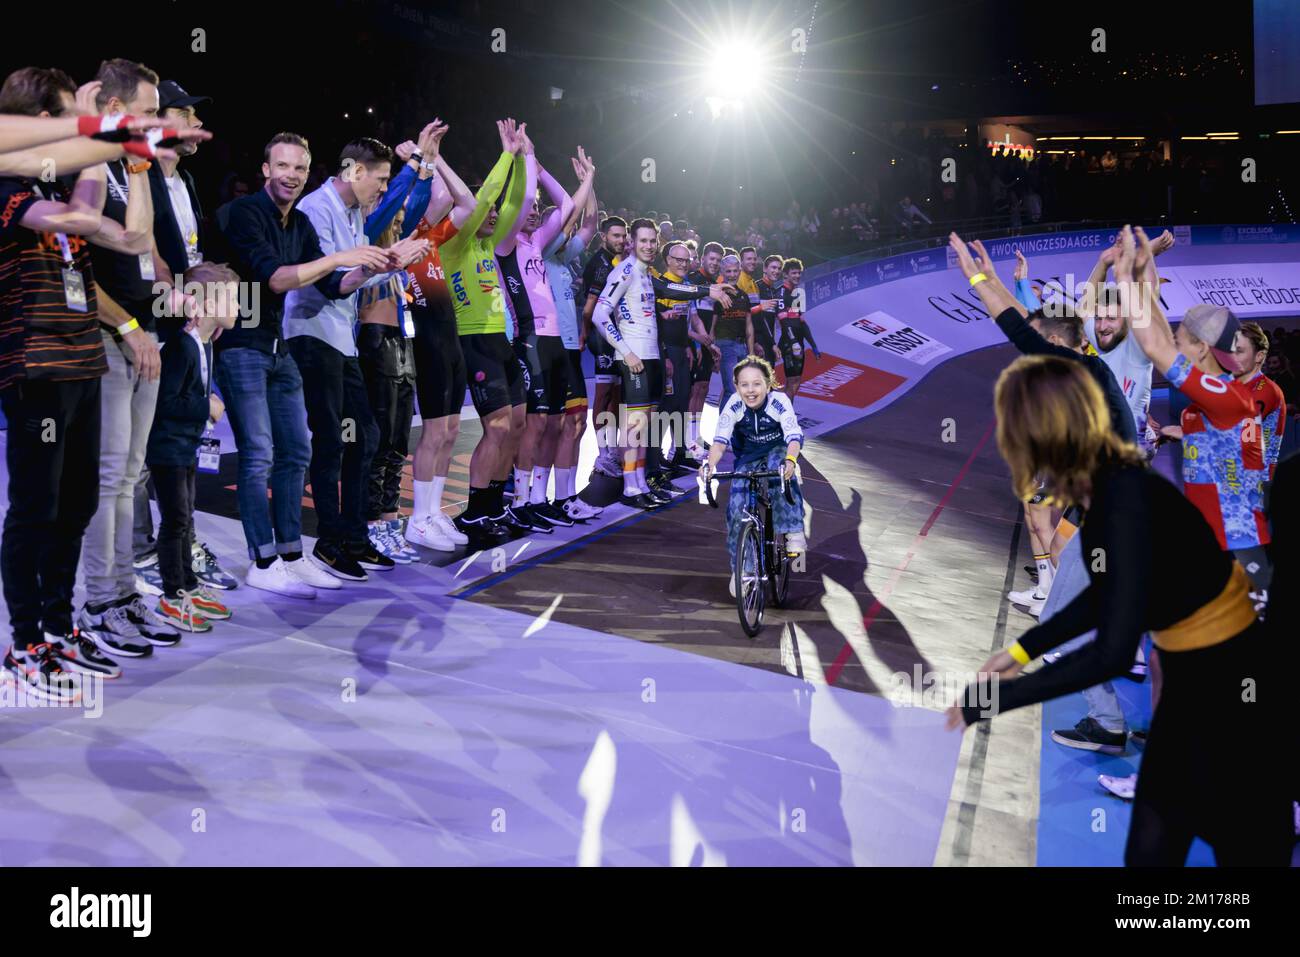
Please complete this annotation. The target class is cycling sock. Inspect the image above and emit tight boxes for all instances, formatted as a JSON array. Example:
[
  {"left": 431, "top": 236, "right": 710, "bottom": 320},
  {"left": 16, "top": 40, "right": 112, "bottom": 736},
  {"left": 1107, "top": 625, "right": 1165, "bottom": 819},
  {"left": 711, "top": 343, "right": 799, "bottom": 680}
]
[
  {"left": 413, "top": 479, "right": 435, "bottom": 520},
  {"left": 622, "top": 454, "right": 639, "bottom": 497},
  {"left": 686, "top": 416, "right": 699, "bottom": 448},
  {"left": 1034, "top": 553, "right": 1055, "bottom": 596},
  {"left": 431, "top": 476, "right": 447, "bottom": 516},
  {"left": 635, "top": 452, "right": 650, "bottom": 494},
  {"left": 513, "top": 467, "right": 531, "bottom": 506},
  {"left": 529, "top": 466, "right": 549, "bottom": 505},
  {"left": 488, "top": 479, "right": 507, "bottom": 516},
  {"left": 464, "top": 485, "right": 491, "bottom": 521},
  {"left": 255, "top": 556, "right": 277, "bottom": 570},
  {"left": 556, "top": 466, "right": 576, "bottom": 500}
]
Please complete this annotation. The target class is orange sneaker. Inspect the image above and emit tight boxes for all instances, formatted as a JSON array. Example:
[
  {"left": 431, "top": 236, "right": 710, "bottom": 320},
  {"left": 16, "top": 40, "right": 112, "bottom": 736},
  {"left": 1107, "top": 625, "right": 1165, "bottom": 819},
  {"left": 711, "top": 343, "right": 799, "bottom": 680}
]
[
  {"left": 188, "top": 587, "right": 231, "bottom": 621},
  {"left": 157, "top": 594, "right": 212, "bottom": 633}
]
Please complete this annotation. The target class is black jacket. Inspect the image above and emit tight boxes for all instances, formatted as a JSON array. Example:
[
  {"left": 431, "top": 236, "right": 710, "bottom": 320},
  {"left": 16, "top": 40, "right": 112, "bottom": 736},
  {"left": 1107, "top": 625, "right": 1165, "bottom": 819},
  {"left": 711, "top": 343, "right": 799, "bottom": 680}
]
[
  {"left": 210, "top": 189, "right": 346, "bottom": 354},
  {"left": 149, "top": 163, "right": 204, "bottom": 278},
  {"left": 146, "top": 331, "right": 213, "bottom": 467}
]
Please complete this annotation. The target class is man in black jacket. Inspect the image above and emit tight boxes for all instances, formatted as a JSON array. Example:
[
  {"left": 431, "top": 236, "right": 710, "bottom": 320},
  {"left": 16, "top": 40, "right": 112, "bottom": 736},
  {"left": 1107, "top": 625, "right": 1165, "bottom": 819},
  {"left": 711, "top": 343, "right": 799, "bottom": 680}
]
[{"left": 208, "top": 131, "right": 389, "bottom": 599}]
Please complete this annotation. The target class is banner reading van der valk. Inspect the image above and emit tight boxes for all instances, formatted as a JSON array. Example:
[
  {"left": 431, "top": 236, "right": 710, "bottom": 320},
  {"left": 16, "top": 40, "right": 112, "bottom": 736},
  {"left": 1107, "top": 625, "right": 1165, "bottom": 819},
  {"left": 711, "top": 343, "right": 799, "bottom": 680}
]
[{"left": 806, "top": 224, "right": 1300, "bottom": 312}]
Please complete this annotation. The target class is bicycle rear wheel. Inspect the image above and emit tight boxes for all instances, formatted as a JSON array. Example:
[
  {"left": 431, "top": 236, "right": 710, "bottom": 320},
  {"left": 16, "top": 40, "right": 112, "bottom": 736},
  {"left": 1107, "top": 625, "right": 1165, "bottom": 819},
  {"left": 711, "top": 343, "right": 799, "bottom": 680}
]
[
  {"left": 735, "top": 521, "right": 764, "bottom": 637},
  {"left": 768, "top": 532, "right": 791, "bottom": 606}
]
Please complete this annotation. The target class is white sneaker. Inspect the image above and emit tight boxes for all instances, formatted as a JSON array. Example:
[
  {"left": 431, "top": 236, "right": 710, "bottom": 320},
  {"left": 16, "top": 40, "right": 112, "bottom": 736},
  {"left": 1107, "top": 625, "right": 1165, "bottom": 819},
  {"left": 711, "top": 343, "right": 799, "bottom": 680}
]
[
  {"left": 429, "top": 511, "right": 469, "bottom": 545},
  {"left": 1008, "top": 587, "right": 1047, "bottom": 605},
  {"left": 563, "top": 498, "right": 602, "bottom": 521},
  {"left": 1026, "top": 594, "right": 1046, "bottom": 618},
  {"left": 785, "top": 531, "right": 807, "bottom": 555},
  {"left": 405, "top": 515, "right": 456, "bottom": 552},
  {"left": 246, "top": 558, "right": 318, "bottom": 599},
  {"left": 285, "top": 554, "right": 343, "bottom": 589},
  {"left": 1098, "top": 772, "right": 1137, "bottom": 801}
]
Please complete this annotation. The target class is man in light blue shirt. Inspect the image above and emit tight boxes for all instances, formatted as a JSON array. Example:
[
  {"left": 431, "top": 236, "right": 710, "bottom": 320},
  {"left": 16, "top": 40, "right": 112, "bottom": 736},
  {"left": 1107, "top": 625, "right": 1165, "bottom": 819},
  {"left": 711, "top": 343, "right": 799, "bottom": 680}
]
[{"left": 285, "top": 137, "right": 428, "bottom": 580}]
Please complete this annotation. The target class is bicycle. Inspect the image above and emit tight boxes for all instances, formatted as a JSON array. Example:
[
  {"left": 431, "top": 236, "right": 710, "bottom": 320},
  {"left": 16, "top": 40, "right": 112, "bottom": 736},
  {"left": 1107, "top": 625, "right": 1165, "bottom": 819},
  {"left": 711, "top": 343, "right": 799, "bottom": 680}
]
[{"left": 702, "top": 466, "right": 797, "bottom": 637}]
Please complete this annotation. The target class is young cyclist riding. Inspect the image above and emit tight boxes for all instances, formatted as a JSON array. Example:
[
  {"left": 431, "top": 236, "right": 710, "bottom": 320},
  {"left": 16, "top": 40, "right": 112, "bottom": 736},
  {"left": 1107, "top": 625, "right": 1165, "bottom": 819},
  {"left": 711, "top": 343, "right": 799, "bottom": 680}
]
[{"left": 700, "top": 356, "right": 808, "bottom": 596}]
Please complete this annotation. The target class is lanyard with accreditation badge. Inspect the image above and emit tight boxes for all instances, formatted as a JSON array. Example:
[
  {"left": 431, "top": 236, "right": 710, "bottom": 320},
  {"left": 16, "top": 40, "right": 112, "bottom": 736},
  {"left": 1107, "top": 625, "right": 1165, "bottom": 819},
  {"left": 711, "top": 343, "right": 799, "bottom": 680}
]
[
  {"left": 32, "top": 183, "right": 88, "bottom": 312},
  {"left": 105, "top": 163, "right": 156, "bottom": 280}
]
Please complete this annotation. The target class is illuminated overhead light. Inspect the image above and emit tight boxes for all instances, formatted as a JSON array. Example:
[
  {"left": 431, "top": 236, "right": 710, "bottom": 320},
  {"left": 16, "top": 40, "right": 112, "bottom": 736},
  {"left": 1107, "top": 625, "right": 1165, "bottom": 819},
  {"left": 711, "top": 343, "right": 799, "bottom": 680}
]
[
  {"left": 1181, "top": 136, "right": 1208, "bottom": 140},
  {"left": 1276, "top": 130, "right": 1300, "bottom": 134},
  {"left": 706, "top": 39, "right": 766, "bottom": 97},
  {"left": 343, "top": 113, "right": 349, "bottom": 119},
  {"left": 367, "top": 107, "right": 373, "bottom": 114},
  {"left": 1205, "top": 132, "right": 1237, "bottom": 136},
  {"left": 1083, "top": 136, "right": 1113, "bottom": 140}
]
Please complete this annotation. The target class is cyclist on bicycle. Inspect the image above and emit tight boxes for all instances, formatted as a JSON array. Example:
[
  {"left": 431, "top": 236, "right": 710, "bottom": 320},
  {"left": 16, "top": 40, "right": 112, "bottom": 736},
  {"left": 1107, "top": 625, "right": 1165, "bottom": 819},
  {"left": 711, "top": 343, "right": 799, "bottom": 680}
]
[{"left": 700, "top": 355, "right": 808, "bottom": 596}]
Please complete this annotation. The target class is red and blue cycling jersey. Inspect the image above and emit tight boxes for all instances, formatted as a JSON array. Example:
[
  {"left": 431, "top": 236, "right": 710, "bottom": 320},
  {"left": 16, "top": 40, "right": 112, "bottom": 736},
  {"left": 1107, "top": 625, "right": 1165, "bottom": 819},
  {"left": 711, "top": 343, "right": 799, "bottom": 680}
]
[{"left": 1167, "top": 353, "right": 1269, "bottom": 550}]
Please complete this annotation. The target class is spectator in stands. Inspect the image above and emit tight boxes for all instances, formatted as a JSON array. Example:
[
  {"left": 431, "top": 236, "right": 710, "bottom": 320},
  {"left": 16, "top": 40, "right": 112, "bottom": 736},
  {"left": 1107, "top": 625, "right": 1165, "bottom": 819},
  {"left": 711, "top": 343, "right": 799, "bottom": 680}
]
[{"left": 893, "top": 195, "right": 931, "bottom": 237}]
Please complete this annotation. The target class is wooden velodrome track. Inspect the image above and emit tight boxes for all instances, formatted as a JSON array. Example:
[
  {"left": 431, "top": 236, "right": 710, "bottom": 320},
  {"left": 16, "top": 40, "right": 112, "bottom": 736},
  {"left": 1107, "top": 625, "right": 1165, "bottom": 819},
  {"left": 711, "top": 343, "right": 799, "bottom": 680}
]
[{"left": 459, "top": 343, "right": 1044, "bottom": 865}]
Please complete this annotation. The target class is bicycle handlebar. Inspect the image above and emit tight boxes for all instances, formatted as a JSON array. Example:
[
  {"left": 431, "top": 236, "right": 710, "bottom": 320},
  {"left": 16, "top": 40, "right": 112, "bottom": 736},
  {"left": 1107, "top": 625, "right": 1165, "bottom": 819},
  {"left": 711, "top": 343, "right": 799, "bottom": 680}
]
[{"left": 700, "top": 468, "right": 792, "bottom": 509}]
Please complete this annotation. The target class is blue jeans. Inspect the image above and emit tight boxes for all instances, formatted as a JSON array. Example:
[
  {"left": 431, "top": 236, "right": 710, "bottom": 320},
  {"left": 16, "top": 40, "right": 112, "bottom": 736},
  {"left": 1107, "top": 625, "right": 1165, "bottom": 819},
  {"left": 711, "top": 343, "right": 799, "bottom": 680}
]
[
  {"left": 717, "top": 338, "right": 749, "bottom": 406},
  {"left": 213, "top": 347, "right": 312, "bottom": 561},
  {"left": 725, "top": 448, "right": 805, "bottom": 565},
  {"left": 1041, "top": 533, "right": 1127, "bottom": 733}
]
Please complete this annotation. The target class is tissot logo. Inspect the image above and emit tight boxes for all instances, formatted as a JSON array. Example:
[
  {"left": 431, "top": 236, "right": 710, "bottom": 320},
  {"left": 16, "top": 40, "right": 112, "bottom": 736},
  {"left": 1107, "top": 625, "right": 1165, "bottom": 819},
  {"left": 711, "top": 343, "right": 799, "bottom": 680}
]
[{"left": 49, "top": 887, "right": 151, "bottom": 937}]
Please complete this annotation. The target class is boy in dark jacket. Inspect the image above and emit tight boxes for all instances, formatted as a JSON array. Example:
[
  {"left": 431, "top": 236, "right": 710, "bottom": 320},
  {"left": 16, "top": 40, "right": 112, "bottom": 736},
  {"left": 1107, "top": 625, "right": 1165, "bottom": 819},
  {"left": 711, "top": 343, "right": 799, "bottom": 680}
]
[{"left": 146, "top": 262, "right": 240, "bottom": 632}]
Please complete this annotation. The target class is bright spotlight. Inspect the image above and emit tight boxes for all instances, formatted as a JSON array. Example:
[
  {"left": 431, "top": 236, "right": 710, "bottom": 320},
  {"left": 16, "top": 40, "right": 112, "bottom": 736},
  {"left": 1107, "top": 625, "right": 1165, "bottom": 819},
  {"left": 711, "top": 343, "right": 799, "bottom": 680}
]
[{"left": 703, "top": 37, "right": 767, "bottom": 106}]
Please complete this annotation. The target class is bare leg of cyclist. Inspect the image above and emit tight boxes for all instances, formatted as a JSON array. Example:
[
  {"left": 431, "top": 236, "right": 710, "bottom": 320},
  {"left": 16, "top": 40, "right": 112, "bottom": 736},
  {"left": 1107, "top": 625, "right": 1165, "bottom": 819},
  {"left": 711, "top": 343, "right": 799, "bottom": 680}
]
[
  {"left": 529, "top": 413, "right": 563, "bottom": 506},
  {"left": 413, "top": 414, "right": 459, "bottom": 524}
]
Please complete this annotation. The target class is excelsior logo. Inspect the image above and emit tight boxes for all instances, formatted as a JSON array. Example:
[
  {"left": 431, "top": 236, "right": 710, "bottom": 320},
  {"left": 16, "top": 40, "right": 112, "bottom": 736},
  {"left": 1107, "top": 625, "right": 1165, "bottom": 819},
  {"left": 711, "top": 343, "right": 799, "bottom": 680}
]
[{"left": 792, "top": 352, "right": 906, "bottom": 408}]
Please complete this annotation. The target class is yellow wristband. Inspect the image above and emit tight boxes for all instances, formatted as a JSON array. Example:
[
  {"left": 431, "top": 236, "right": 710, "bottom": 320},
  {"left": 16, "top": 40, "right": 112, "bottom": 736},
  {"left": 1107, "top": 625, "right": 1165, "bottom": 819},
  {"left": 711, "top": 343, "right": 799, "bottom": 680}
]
[
  {"left": 118, "top": 318, "right": 140, "bottom": 335},
  {"left": 969, "top": 272, "right": 988, "bottom": 287},
  {"left": 1007, "top": 641, "right": 1031, "bottom": 666},
  {"left": 785, "top": 455, "right": 797, "bottom": 463}
]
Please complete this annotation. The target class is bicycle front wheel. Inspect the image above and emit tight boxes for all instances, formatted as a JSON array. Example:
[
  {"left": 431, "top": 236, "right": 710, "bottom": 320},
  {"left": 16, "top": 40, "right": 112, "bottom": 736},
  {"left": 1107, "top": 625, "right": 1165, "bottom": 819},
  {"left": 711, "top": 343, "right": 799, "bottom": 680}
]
[{"left": 735, "top": 520, "right": 764, "bottom": 637}]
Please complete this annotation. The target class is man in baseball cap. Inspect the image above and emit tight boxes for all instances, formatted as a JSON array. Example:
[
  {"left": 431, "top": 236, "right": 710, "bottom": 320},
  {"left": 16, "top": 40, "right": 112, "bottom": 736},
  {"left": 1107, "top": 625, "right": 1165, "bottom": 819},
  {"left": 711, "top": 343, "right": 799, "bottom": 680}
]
[
  {"left": 1178, "top": 303, "right": 1241, "bottom": 375},
  {"left": 157, "top": 80, "right": 210, "bottom": 114}
]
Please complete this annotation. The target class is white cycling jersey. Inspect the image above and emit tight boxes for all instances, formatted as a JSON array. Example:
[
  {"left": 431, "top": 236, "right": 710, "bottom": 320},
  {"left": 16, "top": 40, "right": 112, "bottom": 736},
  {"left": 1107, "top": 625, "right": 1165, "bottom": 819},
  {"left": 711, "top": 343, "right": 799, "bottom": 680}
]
[
  {"left": 713, "top": 390, "right": 804, "bottom": 466},
  {"left": 594, "top": 257, "right": 709, "bottom": 362},
  {"left": 1084, "top": 316, "right": 1155, "bottom": 448}
]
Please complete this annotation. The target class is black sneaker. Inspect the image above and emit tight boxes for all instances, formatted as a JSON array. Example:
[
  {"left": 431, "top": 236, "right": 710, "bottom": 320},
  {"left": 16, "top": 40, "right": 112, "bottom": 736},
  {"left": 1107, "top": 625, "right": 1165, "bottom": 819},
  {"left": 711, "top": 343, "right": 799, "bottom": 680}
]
[
  {"left": 529, "top": 501, "right": 575, "bottom": 528},
  {"left": 647, "top": 487, "right": 677, "bottom": 505},
  {"left": 312, "top": 540, "right": 368, "bottom": 582},
  {"left": 76, "top": 604, "right": 154, "bottom": 658},
  {"left": 348, "top": 541, "right": 396, "bottom": 571},
  {"left": 1050, "top": 717, "right": 1128, "bottom": 755},
  {"left": 48, "top": 630, "right": 122, "bottom": 679},
  {"left": 116, "top": 594, "right": 181, "bottom": 647},
  {"left": 495, "top": 505, "right": 552, "bottom": 535},
  {"left": 453, "top": 513, "right": 512, "bottom": 545},
  {"left": 648, "top": 477, "right": 684, "bottom": 498},
  {"left": 626, "top": 492, "right": 665, "bottom": 510},
  {"left": 1023, "top": 563, "right": 1039, "bottom": 583},
  {"left": 4, "top": 643, "right": 82, "bottom": 702}
]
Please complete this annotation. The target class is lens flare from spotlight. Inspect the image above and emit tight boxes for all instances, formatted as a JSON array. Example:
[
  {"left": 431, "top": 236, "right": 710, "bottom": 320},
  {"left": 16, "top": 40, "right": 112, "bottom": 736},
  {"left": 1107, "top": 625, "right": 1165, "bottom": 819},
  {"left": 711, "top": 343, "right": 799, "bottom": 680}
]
[{"left": 705, "top": 40, "right": 766, "bottom": 96}]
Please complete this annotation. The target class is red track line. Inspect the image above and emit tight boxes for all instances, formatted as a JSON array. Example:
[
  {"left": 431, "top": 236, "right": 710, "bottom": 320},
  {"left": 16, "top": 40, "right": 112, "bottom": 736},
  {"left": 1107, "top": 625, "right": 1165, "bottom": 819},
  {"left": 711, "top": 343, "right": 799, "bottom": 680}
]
[{"left": 824, "top": 419, "right": 995, "bottom": 687}]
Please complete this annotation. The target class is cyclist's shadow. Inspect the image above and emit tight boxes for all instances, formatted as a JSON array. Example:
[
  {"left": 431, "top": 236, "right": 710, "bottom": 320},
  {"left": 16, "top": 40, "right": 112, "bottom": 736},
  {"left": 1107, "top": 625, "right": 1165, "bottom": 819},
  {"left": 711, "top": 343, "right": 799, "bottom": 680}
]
[{"left": 790, "top": 474, "right": 935, "bottom": 696}]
